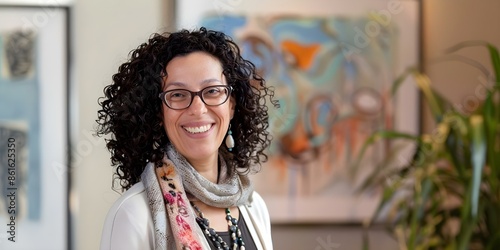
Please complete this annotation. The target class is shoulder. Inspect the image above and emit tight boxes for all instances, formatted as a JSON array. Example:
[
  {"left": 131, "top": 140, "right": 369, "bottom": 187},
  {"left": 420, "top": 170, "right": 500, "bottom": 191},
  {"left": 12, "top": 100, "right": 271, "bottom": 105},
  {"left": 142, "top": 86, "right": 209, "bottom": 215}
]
[
  {"left": 105, "top": 182, "right": 151, "bottom": 221},
  {"left": 248, "top": 191, "right": 268, "bottom": 214},
  {"left": 245, "top": 191, "right": 271, "bottom": 227},
  {"left": 241, "top": 191, "right": 273, "bottom": 249},
  {"left": 100, "top": 182, "right": 154, "bottom": 250}
]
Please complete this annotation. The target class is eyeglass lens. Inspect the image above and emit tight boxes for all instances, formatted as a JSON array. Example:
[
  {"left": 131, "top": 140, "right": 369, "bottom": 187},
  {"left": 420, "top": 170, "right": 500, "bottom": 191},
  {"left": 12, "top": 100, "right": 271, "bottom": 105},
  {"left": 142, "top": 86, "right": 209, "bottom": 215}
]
[{"left": 164, "top": 85, "right": 230, "bottom": 109}]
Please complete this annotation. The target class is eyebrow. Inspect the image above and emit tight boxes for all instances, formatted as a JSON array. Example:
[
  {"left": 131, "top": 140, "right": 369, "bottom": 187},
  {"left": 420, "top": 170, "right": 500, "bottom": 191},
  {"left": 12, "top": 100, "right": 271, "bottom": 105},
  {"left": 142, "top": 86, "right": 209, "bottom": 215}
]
[{"left": 164, "top": 78, "right": 223, "bottom": 89}]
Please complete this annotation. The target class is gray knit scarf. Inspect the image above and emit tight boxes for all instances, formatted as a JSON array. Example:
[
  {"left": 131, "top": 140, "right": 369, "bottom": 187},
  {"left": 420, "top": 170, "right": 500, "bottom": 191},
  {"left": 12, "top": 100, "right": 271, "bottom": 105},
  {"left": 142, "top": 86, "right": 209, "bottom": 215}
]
[{"left": 141, "top": 143, "right": 253, "bottom": 249}]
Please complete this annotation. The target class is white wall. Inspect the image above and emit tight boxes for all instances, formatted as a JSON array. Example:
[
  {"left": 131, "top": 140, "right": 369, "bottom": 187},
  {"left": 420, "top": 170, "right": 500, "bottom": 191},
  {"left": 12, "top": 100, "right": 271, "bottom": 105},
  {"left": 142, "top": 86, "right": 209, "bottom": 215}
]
[
  {"left": 72, "top": 1, "right": 170, "bottom": 249},
  {"left": 422, "top": 0, "right": 500, "bottom": 131}
]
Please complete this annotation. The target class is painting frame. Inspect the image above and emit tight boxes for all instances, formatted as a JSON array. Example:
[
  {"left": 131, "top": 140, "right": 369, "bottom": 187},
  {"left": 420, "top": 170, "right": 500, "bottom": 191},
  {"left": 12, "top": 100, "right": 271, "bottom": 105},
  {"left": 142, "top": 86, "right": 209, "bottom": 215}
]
[
  {"left": 175, "top": 0, "right": 421, "bottom": 224},
  {"left": 0, "top": 4, "right": 70, "bottom": 249}
]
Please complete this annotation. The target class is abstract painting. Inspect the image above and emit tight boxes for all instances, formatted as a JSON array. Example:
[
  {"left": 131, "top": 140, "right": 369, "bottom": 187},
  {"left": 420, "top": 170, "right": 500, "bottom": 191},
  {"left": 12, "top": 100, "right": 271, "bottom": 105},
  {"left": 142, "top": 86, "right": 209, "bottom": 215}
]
[{"left": 178, "top": 0, "right": 420, "bottom": 222}]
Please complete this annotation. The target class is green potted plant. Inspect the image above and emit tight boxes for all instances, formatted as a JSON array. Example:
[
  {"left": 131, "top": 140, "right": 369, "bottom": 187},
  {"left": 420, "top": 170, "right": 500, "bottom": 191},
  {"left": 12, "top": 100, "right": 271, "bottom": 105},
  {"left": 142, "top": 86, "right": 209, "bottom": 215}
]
[{"left": 355, "top": 42, "right": 500, "bottom": 250}]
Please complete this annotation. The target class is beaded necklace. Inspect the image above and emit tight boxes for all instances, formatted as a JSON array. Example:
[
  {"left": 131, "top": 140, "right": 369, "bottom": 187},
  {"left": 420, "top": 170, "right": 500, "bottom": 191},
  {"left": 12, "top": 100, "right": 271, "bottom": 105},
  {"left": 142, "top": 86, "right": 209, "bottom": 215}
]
[{"left": 190, "top": 202, "right": 245, "bottom": 250}]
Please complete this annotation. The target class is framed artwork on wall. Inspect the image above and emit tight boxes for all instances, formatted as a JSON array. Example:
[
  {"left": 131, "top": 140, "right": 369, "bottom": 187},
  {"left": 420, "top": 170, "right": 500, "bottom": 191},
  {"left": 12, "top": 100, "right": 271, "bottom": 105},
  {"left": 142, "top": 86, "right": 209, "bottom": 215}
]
[
  {"left": 176, "top": 0, "right": 420, "bottom": 223},
  {"left": 0, "top": 5, "right": 69, "bottom": 249}
]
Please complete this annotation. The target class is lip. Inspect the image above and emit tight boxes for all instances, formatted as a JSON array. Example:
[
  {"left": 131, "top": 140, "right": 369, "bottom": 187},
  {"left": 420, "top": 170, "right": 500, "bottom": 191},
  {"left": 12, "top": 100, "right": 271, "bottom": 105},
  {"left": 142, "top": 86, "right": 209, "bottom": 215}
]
[{"left": 181, "top": 122, "right": 215, "bottom": 137}]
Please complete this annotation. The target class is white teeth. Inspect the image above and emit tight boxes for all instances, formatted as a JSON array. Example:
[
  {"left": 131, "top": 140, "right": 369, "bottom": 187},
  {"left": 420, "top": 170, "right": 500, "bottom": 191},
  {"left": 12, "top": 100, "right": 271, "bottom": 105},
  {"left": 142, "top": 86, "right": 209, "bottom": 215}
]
[{"left": 184, "top": 124, "right": 211, "bottom": 134}]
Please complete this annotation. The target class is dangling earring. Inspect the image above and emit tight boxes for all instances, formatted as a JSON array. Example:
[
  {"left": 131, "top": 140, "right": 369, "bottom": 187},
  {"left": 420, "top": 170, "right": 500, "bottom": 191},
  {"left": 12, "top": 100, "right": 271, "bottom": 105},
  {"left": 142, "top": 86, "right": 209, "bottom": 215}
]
[{"left": 225, "top": 124, "right": 235, "bottom": 152}]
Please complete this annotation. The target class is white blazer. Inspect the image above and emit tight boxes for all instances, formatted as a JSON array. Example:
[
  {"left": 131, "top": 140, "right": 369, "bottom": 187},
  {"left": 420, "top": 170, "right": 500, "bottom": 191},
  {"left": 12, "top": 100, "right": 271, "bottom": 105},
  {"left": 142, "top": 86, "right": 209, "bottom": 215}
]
[{"left": 100, "top": 182, "right": 273, "bottom": 250}]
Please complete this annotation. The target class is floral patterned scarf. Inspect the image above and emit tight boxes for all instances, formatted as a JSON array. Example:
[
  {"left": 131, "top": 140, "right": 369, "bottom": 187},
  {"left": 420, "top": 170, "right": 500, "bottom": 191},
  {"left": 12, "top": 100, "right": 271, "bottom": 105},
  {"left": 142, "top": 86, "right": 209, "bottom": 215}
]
[{"left": 141, "top": 144, "right": 253, "bottom": 249}]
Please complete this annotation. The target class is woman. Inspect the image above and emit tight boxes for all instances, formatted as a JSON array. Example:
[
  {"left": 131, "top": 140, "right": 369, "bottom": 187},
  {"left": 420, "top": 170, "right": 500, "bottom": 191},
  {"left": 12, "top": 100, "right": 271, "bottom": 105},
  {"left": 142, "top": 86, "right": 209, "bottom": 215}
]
[{"left": 97, "top": 27, "right": 276, "bottom": 250}]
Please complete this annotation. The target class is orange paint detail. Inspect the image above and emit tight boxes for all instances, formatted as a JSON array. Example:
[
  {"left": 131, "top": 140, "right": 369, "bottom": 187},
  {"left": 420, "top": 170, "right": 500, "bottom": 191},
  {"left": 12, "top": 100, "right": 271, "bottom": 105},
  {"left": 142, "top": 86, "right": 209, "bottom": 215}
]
[
  {"left": 281, "top": 40, "right": 321, "bottom": 70},
  {"left": 277, "top": 157, "right": 287, "bottom": 181},
  {"left": 280, "top": 121, "right": 310, "bottom": 156}
]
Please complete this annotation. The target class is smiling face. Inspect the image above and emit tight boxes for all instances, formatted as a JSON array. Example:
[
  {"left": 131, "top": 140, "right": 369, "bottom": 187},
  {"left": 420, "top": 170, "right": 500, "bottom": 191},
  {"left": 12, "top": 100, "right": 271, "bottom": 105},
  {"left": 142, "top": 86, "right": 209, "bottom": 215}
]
[{"left": 161, "top": 52, "right": 235, "bottom": 168}]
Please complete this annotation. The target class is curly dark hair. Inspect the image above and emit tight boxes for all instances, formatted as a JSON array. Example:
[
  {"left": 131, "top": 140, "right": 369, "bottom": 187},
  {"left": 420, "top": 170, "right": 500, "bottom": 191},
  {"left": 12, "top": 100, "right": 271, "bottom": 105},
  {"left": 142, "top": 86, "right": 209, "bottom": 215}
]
[{"left": 96, "top": 27, "right": 277, "bottom": 191}]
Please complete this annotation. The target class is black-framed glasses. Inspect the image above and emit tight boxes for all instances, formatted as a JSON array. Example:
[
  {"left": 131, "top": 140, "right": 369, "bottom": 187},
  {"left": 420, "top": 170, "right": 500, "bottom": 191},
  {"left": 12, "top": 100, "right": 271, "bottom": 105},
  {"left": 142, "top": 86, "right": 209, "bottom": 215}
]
[{"left": 159, "top": 85, "right": 233, "bottom": 110}]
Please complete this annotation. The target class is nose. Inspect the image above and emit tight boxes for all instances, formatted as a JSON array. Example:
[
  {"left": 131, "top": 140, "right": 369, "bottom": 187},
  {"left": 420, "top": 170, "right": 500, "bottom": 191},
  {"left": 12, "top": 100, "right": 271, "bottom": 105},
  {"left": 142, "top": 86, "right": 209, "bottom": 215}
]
[{"left": 187, "top": 95, "right": 207, "bottom": 115}]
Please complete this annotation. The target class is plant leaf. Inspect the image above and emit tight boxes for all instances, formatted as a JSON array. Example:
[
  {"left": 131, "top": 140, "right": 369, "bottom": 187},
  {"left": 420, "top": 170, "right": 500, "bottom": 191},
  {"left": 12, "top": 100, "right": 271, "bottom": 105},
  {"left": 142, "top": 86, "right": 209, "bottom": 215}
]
[
  {"left": 430, "top": 54, "right": 491, "bottom": 79},
  {"left": 414, "top": 73, "right": 446, "bottom": 121},
  {"left": 486, "top": 231, "right": 500, "bottom": 250},
  {"left": 483, "top": 90, "right": 499, "bottom": 192},
  {"left": 391, "top": 67, "right": 417, "bottom": 96},
  {"left": 487, "top": 43, "right": 500, "bottom": 89},
  {"left": 352, "top": 130, "right": 420, "bottom": 176},
  {"left": 443, "top": 40, "right": 488, "bottom": 54},
  {"left": 470, "top": 115, "right": 486, "bottom": 218}
]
